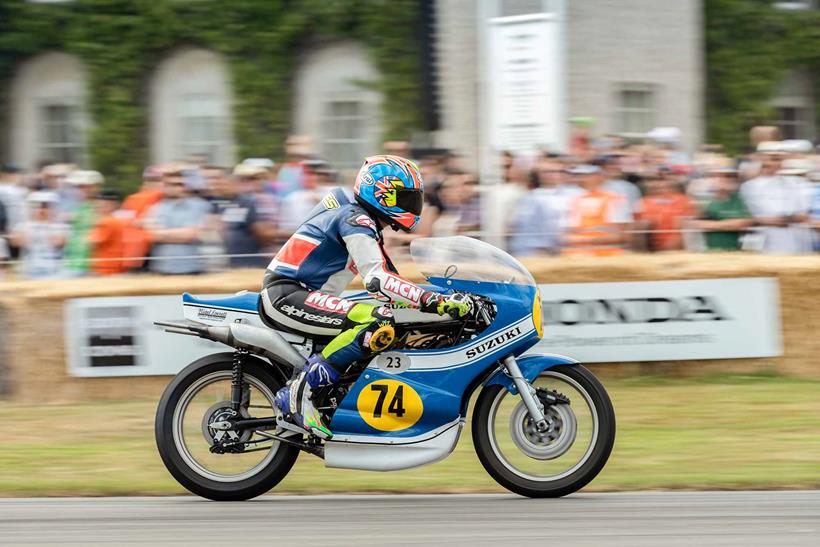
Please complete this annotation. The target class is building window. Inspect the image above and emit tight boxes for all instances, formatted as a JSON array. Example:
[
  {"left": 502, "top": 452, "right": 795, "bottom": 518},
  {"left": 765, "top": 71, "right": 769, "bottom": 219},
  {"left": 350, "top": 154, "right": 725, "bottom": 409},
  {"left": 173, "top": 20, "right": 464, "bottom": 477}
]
[
  {"left": 615, "top": 84, "right": 656, "bottom": 136},
  {"left": 149, "top": 48, "right": 235, "bottom": 166},
  {"left": 500, "top": 0, "right": 546, "bottom": 16},
  {"left": 39, "top": 103, "right": 85, "bottom": 164},
  {"left": 770, "top": 70, "right": 816, "bottom": 141},
  {"left": 292, "top": 42, "right": 382, "bottom": 174},
  {"left": 772, "top": 107, "right": 812, "bottom": 139},
  {"left": 321, "top": 99, "right": 367, "bottom": 170},
  {"left": 9, "top": 52, "right": 89, "bottom": 170},
  {"left": 178, "top": 94, "right": 229, "bottom": 164}
]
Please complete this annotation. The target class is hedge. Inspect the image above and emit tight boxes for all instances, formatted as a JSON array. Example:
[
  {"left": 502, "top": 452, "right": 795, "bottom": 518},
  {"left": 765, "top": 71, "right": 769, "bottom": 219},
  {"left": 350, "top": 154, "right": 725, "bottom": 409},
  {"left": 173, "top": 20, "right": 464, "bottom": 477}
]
[{"left": 0, "top": 0, "right": 426, "bottom": 191}]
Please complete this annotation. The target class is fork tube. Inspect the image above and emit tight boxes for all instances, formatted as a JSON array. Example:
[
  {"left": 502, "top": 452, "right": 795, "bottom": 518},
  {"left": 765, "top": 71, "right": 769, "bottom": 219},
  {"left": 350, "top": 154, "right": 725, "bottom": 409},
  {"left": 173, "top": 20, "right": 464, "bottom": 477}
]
[{"left": 501, "top": 355, "right": 548, "bottom": 432}]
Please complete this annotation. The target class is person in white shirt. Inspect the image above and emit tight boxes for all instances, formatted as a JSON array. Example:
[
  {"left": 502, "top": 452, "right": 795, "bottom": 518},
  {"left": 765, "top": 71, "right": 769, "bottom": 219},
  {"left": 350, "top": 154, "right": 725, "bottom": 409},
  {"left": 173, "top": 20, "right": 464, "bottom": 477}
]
[
  {"left": 10, "top": 191, "right": 68, "bottom": 279},
  {"left": 740, "top": 151, "right": 812, "bottom": 254},
  {"left": 598, "top": 155, "right": 642, "bottom": 212}
]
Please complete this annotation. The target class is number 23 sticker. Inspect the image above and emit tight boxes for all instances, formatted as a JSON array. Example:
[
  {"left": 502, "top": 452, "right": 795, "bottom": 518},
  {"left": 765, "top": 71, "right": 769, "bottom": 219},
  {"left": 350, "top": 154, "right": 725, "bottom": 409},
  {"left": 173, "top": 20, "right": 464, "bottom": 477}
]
[
  {"left": 357, "top": 380, "right": 423, "bottom": 431},
  {"left": 374, "top": 352, "right": 411, "bottom": 373}
]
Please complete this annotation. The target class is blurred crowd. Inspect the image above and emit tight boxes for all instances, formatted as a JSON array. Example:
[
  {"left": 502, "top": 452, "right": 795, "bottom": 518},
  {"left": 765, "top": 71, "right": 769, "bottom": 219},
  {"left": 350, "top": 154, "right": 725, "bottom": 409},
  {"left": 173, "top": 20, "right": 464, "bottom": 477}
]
[{"left": 1, "top": 128, "right": 819, "bottom": 280}]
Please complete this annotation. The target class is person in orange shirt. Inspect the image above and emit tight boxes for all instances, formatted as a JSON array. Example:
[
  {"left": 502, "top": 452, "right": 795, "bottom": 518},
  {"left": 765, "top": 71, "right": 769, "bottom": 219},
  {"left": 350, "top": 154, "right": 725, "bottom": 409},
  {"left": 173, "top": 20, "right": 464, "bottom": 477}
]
[
  {"left": 564, "top": 165, "right": 632, "bottom": 256},
  {"left": 122, "top": 165, "right": 164, "bottom": 217},
  {"left": 88, "top": 190, "right": 127, "bottom": 275},
  {"left": 634, "top": 170, "right": 697, "bottom": 251},
  {"left": 120, "top": 165, "right": 165, "bottom": 270}
]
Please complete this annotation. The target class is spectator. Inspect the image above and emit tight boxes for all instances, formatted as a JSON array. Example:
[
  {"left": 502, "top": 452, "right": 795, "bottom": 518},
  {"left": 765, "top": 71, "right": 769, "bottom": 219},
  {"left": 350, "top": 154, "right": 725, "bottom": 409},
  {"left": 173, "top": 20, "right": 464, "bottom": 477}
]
[
  {"left": 432, "top": 169, "right": 468, "bottom": 236},
  {"left": 634, "top": 170, "right": 697, "bottom": 252},
  {"left": 120, "top": 165, "right": 164, "bottom": 270},
  {"left": 693, "top": 169, "right": 754, "bottom": 251},
  {"left": 740, "top": 147, "right": 812, "bottom": 254},
  {"left": 458, "top": 173, "right": 482, "bottom": 234},
  {"left": 143, "top": 164, "right": 210, "bottom": 274},
  {"left": 508, "top": 168, "right": 561, "bottom": 256},
  {"left": 564, "top": 165, "right": 632, "bottom": 256},
  {"left": 220, "top": 163, "right": 286, "bottom": 269},
  {"left": 384, "top": 141, "right": 413, "bottom": 159},
  {"left": 811, "top": 184, "right": 820, "bottom": 252},
  {"left": 484, "top": 151, "right": 525, "bottom": 248},
  {"left": 279, "top": 160, "right": 328, "bottom": 232},
  {"left": 10, "top": 191, "right": 67, "bottom": 279},
  {"left": 0, "top": 163, "right": 29, "bottom": 238},
  {"left": 62, "top": 170, "right": 103, "bottom": 275},
  {"left": 532, "top": 155, "right": 583, "bottom": 231},
  {"left": 598, "top": 154, "right": 642, "bottom": 211},
  {"left": 88, "top": 190, "right": 127, "bottom": 275},
  {"left": 275, "top": 135, "right": 312, "bottom": 196}
]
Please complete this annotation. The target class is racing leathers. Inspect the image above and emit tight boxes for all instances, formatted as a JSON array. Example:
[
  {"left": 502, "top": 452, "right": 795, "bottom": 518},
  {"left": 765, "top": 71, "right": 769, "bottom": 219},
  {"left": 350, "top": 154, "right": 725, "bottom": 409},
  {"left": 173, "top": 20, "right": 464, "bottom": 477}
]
[{"left": 263, "top": 187, "right": 468, "bottom": 438}]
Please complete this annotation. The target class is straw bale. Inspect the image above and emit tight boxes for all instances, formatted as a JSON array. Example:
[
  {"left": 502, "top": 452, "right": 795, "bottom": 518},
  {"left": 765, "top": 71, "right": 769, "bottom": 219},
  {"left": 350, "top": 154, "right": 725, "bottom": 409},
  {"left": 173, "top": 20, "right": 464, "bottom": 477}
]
[{"left": 1, "top": 253, "right": 818, "bottom": 402}]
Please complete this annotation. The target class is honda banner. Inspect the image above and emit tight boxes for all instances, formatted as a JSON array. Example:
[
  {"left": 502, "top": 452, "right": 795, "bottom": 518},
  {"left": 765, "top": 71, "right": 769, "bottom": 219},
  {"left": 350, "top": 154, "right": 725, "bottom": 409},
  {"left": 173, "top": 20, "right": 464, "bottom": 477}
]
[{"left": 533, "top": 277, "right": 782, "bottom": 362}]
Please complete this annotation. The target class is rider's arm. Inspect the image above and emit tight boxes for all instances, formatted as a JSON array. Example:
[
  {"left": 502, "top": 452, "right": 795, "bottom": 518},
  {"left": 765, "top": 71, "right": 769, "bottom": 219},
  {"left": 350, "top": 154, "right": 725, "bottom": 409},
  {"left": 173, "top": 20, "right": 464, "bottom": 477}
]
[{"left": 340, "top": 212, "right": 441, "bottom": 313}]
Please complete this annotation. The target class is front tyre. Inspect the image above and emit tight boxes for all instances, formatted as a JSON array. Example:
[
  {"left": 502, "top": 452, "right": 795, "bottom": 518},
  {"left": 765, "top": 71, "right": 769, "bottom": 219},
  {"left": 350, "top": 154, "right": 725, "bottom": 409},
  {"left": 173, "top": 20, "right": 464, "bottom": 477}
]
[
  {"left": 472, "top": 364, "right": 615, "bottom": 498},
  {"left": 155, "top": 355, "right": 299, "bottom": 501}
]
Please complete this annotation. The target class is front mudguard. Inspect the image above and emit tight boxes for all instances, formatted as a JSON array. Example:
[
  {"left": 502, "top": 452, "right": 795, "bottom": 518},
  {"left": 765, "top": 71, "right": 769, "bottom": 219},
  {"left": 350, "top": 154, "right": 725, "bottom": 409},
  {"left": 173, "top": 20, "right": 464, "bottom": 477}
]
[{"left": 483, "top": 353, "right": 579, "bottom": 395}]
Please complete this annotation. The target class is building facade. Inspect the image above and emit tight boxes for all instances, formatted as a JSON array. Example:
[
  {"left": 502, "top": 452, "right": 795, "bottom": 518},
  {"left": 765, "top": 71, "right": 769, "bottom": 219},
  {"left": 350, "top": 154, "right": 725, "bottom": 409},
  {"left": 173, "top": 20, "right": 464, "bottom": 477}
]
[{"left": 434, "top": 0, "right": 705, "bottom": 167}]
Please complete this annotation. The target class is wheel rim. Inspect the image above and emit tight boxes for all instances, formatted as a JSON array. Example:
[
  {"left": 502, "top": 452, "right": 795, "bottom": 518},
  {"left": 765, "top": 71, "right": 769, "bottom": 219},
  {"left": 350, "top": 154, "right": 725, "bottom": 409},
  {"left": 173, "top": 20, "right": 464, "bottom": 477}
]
[
  {"left": 486, "top": 370, "right": 599, "bottom": 482},
  {"left": 172, "top": 371, "right": 281, "bottom": 483}
]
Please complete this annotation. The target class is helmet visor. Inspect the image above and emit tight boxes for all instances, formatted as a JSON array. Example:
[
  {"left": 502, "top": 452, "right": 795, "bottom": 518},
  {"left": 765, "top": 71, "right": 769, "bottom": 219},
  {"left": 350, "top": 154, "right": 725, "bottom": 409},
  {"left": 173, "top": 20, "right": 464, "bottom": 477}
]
[{"left": 396, "top": 189, "right": 423, "bottom": 216}]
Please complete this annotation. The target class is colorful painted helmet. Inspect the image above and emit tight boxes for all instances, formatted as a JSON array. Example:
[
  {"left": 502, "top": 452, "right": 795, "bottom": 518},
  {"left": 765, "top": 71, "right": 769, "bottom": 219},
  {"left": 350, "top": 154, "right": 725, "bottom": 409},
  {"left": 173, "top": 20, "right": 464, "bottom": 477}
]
[{"left": 353, "top": 155, "right": 424, "bottom": 232}]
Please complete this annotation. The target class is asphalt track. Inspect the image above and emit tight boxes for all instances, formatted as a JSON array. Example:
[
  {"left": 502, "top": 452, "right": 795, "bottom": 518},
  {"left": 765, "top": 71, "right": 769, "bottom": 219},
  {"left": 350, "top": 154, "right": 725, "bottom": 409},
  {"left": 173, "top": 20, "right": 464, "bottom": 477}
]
[{"left": 1, "top": 491, "right": 818, "bottom": 546}]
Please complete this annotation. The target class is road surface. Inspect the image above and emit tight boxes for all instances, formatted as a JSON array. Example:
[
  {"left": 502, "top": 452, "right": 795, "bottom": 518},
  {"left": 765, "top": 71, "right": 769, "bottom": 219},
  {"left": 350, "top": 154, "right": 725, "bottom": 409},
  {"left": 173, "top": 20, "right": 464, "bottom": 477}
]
[{"left": 1, "top": 491, "right": 818, "bottom": 546}]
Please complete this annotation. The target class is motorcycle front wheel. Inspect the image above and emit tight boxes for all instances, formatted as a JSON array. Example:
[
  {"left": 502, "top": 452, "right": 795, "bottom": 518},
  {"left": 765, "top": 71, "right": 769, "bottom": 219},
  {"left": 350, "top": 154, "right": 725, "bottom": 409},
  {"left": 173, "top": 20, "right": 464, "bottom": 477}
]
[
  {"left": 472, "top": 364, "right": 615, "bottom": 498},
  {"left": 155, "top": 354, "right": 299, "bottom": 501}
]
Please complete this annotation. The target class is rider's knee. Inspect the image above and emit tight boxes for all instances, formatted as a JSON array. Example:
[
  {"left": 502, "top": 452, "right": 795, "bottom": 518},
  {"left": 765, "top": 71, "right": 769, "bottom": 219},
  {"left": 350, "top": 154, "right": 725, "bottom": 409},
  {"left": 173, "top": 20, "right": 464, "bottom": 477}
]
[{"left": 361, "top": 305, "right": 396, "bottom": 355}]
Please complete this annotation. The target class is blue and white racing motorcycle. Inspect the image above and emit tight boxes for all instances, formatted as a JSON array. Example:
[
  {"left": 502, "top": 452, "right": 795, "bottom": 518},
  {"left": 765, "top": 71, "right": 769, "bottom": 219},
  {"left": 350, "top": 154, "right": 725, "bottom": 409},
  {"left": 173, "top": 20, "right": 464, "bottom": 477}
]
[{"left": 155, "top": 236, "right": 615, "bottom": 500}]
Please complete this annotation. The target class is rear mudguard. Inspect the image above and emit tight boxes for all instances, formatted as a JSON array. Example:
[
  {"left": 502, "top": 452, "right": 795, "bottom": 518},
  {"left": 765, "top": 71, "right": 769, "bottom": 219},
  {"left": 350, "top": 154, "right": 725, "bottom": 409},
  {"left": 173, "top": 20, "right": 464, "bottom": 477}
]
[{"left": 482, "top": 353, "right": 579, "bottom": 395}]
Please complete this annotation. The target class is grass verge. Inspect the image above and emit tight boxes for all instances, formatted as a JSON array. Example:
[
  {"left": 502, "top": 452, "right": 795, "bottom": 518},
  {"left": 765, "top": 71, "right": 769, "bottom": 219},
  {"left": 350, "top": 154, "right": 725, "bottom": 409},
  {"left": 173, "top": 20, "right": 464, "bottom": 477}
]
[{"left": 1, "top": 373, "right": 818, "bottom": 496}]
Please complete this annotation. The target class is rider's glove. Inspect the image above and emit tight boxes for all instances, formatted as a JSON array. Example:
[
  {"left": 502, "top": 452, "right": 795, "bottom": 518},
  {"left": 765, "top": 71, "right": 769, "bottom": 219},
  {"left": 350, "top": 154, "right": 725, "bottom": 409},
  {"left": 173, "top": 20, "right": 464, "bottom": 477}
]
[{"left": 436, "top": 292, "right": 475, "bottom": 319}]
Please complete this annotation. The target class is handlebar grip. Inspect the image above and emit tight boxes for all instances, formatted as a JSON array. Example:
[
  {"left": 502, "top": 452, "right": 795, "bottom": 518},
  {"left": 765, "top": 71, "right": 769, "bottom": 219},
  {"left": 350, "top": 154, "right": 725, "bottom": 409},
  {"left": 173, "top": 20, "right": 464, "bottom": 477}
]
[{"left": 447, "top": 307, "right": 461, "bottom": 320}]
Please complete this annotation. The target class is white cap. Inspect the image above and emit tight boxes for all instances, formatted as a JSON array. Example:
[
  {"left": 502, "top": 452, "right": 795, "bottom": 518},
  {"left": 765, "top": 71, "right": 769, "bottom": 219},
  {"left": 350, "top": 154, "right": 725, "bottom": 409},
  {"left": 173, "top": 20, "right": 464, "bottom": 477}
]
[
  {"left": 780, "top": 139, "right": 813, "bottom": 153},
  {"left": 565, "top": 164, "right": 601, "bottom": 175},
  {"left": 647, "top": 127, "right": 682, "bottom": 145},
  {"left": 756, "top": 141, "right": 785, "bottom": 154},
  {"left": 27, "top": 190, "right": 60, "bottom": 205},
  {"left": 777, "top": 158, "right": 814, "bottom": 176},
  {"left": 233, "top": 163, "right": 268, "bottom": 177},
  {"left": 65, "top": 170, "right": 104, "bottom": 186},
  {"left": 242, "top": 158, "right": 275, "bottom": 169}
]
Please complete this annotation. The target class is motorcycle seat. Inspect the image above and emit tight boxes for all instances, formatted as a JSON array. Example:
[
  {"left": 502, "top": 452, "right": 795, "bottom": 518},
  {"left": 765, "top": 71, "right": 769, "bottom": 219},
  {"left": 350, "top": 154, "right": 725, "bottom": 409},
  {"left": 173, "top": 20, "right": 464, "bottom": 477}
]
[{"left": 182, "top": 291, "right": 260, "bottom": 313}]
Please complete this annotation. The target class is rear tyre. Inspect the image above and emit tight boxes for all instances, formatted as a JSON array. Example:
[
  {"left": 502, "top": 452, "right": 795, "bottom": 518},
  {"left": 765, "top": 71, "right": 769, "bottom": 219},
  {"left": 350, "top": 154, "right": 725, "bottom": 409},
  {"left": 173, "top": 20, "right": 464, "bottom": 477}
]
[
  {"left": 155, "top": 355, "right": 299, "bottom": 501},
  {"left": 472, "top": 364, "right": 615, "bottom": 498}
]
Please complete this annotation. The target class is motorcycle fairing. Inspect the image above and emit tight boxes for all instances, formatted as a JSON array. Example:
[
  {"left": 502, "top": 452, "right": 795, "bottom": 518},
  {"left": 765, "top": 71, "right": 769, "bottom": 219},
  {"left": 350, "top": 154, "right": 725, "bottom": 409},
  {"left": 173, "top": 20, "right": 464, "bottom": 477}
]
[{"left": 328, "top": 278, "right": 541, "bottom": 440}]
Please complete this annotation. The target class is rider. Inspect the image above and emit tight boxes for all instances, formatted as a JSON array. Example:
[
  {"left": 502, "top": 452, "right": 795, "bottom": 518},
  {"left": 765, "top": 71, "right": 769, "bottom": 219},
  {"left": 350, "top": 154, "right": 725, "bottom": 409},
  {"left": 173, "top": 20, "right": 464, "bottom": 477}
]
[{"left": 262, "top": 155, "right": 475, "bottom": 439}]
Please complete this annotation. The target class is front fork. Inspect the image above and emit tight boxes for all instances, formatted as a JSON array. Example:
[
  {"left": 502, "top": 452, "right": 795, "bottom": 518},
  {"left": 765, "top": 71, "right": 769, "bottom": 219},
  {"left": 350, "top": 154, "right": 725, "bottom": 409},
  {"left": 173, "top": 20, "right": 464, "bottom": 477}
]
[{"left": 501, "top": 355, "right": 548, "bottom": 432}]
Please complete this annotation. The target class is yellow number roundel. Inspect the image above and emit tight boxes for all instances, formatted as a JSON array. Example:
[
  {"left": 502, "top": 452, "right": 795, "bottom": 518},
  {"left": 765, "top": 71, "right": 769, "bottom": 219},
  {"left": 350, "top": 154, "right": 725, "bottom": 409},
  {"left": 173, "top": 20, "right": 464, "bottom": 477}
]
[{"left": 356, "top": 379, "right": 423, "bottom": 432}]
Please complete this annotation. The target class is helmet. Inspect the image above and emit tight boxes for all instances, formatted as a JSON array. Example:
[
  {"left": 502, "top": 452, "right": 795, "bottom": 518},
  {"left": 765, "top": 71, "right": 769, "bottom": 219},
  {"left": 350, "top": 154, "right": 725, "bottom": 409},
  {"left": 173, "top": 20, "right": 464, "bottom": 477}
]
[{"left": 353, "top": 155, "right": 424, "bottom": 232}]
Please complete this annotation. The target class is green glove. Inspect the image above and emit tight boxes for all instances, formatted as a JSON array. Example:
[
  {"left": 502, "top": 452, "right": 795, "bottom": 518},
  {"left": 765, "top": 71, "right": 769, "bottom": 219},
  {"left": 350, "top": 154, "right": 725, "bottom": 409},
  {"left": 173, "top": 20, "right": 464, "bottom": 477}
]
[{"left": 437, "top": 293, "right": 473, "bottom": 318}]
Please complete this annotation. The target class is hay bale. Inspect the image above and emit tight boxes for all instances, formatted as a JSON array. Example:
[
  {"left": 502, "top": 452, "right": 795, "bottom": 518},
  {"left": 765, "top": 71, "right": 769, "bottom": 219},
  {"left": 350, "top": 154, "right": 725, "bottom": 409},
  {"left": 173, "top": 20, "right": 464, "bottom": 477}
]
[{"left": 2, "top": 253, "right": 819, "bottom": 402}]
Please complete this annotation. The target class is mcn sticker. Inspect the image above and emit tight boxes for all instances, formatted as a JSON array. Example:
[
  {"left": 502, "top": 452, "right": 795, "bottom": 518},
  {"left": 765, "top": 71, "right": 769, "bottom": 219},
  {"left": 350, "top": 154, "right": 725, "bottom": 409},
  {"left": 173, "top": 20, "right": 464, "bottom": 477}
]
[{"left": 357, "top": 380, "right": 423, "bottom": 431}]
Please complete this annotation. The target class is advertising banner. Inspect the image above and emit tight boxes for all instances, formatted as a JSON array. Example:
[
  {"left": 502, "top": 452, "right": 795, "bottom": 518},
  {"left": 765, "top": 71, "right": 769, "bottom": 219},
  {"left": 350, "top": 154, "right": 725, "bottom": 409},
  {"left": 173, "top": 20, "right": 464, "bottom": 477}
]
[
  {"left": 533, "top": 278, "right": 782, "bottom": 362},
  {"left": 65, "top": 277, "right": 782, "bottom": 377},
  {"left": 65, "top": 295, "right": 225, "bottom": 377}
]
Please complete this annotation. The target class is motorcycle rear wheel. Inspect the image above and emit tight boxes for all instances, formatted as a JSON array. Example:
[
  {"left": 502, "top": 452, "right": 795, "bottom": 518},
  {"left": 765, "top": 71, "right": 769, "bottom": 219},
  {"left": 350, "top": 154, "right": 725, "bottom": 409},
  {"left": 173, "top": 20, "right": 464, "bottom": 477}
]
[
  {"left": 472, "top": 364, "right": 615, "bottom": 498},
  {"left": 155, "top": 354, "right": 299, "bottom": 501}
]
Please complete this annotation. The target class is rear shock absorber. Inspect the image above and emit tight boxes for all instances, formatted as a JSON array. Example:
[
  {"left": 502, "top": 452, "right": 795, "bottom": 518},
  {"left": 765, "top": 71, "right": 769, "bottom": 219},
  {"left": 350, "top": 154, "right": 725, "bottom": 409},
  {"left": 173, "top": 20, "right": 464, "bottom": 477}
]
[{"left": 231, "top": 348, "right": 248, "bottom": 412}]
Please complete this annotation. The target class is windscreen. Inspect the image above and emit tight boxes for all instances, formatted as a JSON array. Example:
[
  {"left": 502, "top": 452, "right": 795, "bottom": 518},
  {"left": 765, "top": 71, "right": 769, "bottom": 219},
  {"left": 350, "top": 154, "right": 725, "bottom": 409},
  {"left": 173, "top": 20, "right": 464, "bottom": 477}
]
[{"left": 410, "top": 236, "right": 536, "bottom": 286}]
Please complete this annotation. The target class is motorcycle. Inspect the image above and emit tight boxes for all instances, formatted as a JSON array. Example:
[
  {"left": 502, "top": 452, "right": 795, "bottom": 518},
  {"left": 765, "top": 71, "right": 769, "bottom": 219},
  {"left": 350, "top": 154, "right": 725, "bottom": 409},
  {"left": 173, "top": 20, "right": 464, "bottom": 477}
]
[{"left": 154, "top": 236, "right": 615, "bottom": 500}]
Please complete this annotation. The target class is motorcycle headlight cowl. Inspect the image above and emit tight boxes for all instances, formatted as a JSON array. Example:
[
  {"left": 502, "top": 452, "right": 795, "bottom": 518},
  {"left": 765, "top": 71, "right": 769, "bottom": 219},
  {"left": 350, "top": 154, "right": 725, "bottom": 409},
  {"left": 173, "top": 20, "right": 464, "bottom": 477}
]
[{"left": 532, "top": 288, "right": 543, "bottom": 339}]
